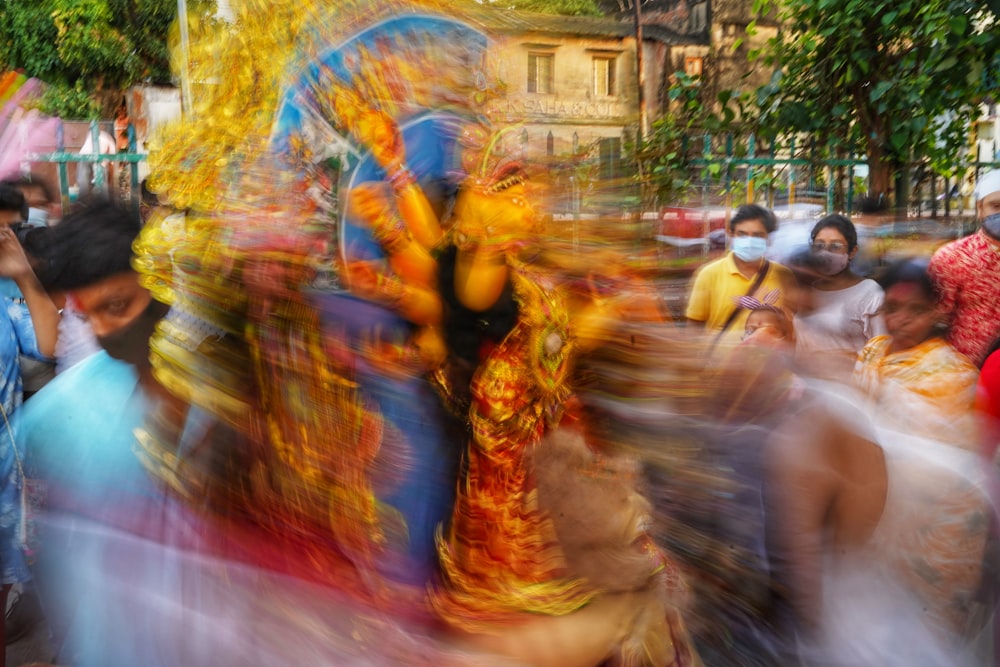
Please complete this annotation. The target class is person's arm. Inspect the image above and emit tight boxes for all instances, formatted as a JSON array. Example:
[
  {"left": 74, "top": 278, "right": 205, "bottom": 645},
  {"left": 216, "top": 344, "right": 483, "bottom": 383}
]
[
  {"left": 360, "top": 111, "right": 442, "bottom": 250},
  {"left": 341, "top": 260, "right": 442, "bottom": 326},
  {"left": 927, "top": 247, "right": 957, "bottom": 324},
  {"left": 0, "top": 228, "right": 58, "bottom": 358},
  {"left": 684, "top": 268, "right": 710, "bottom": 329},
  {"left": 349, "top": 183, "right": 439, "bottom": 289},
  {"left": 860, "top": 282, "right": 888, "bottom": 340},
  {"left": 764, "top": 410, "right": 837, "bottom": 634}
]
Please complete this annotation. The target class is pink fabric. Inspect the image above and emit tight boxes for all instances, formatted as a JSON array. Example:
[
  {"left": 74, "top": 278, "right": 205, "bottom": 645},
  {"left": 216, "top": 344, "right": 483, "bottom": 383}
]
[{"left": 976, "top": 349, "right": 1000, "bottom": 460}]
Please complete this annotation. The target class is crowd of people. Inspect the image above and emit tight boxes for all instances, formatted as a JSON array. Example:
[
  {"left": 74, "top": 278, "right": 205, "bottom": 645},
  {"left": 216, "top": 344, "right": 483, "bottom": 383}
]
[
  {"left": 0, "top": 153, "right": 991, "bottom": 667},
  {"left": 0, "top": 10, "right": 997, "bottom": 667}
]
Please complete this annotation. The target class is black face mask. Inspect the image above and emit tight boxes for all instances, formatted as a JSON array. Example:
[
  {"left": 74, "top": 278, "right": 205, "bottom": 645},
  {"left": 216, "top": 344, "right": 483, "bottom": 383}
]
[{"left": 96, "top": 298, "right": 171, "bottom": 369}]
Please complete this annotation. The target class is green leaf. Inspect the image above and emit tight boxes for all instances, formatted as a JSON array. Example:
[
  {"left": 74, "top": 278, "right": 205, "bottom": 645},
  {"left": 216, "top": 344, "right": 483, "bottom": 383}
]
[{"left": 869, "top": 80, "right": 892, "bottom": 102}]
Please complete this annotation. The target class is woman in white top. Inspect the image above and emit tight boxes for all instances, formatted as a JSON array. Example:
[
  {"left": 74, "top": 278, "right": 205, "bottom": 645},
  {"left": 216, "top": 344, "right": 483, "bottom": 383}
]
[{"left": 793, "top": 214, "right": 886, "bottom": 380}]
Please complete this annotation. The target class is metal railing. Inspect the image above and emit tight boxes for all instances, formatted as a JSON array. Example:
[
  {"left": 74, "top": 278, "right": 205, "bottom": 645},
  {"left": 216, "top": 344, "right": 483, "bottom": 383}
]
[
  {"left": 31, "top": 119, "right": 146, "bottom": 221},
  {"left": 678, "top": 133, "right": 1000, "bottom": 218}
]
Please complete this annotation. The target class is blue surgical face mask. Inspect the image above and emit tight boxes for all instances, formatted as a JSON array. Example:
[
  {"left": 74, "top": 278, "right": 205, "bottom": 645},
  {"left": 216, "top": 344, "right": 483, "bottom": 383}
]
[
  {"left": 732, "top": 236, "right": 768, "bottom": 262},
  {"left": 983, "top": 213, "right": 1000, "bottom": 239},
  {"left": 26, "top": 207, "right": 48, "bottom": 227}
]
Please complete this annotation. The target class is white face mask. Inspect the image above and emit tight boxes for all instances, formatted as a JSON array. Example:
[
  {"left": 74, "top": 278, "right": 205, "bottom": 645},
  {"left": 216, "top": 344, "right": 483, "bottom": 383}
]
[
  {"left": 813, "top": 249, "right": 850, "bottom": 276},
  {"left": 26, "top": 207, "right": 48, "bottom": 227},
  {"left": 732, "top": 236, "right": 767, "bottom": 262}
]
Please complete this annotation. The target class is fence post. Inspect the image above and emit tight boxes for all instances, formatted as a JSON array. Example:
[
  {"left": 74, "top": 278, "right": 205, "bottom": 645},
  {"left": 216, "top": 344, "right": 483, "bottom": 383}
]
[
  {"left": 129, "top": 122, "right": 141, "bottom": 222},
  {"left": 723, "top": 133, "right": 733, "bottom": 195},
  {"left": 944, "top": 176, "right": 951, "bottom": 218},
  {"left": 929, "top": 174, "right": 938, "bottom": 219},
  {"left": 724, "top": 133, "right": 734, "bottom": 217},
  {"left": 746, "top": 134, "right": 756, "bottom": 204},
  {"left": 88, "top": 121, "right": 106, "bottom": 197},
  {"left": 846, "top": 164, "right": 854, "bottom": 216},
  {"left": 55, "top": 121, "right": 70, "bottom": 215},
  {"left": 766, "top": 140, "right": 775, "bottom": 207},
  {"left": 826, "top": 165, "right": 834, "bottom": 213},
  {"left": 702, "top": 133, "right": 711, "bottom": 209},
  {"left": 788, "top": 137, "right": 796, "bottom": 207}
]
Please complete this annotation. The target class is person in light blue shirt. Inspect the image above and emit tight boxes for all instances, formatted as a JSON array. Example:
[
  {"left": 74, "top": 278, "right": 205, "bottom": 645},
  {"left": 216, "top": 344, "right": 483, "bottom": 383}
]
[{"left": 0, "top": 183, "right": 59, "bottom": 657}]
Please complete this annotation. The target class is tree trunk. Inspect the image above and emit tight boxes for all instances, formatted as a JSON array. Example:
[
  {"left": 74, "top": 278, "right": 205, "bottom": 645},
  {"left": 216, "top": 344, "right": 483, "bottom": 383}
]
[
  {"left": 867, "top": 159, "right": 893, "bottom": 212},
  {"left": 894, "top": 167, "right": 911, "bottom": 218}
]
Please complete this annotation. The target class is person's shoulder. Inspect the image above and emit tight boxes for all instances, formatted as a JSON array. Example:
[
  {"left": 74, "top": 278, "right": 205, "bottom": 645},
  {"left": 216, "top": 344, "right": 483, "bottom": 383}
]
[
  {"left": 19, "top": 351, "right": 138, "bottom": 440},
  {"left": 768, "top": 261, "right": 795, "bottom": 280},
  {"left": 931, "top": 232, "right": 980, "bottom": 265},
  {"left": 691, "top": 254, "right": 729, "bottom": 280},
  {"left": 854, "top": 278, "right": 885, "bottom": 297},
  {"left": 925, "top": 337, "right": 977, "bottom": 372},
  {"left": 859, "top": 334, "right": 891, "bottom": 358},
  {"left": 804, "top": 379, "right": 879, "bottom": 443}
]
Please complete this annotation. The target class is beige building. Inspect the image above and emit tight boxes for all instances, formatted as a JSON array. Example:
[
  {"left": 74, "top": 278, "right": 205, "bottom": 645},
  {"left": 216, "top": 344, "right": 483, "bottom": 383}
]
[
  {"left": 468, "top": 3, "right": 772, "bottom": 182},
  {"left": 472, "top": 10, "right": 706, "bottom": 178}
]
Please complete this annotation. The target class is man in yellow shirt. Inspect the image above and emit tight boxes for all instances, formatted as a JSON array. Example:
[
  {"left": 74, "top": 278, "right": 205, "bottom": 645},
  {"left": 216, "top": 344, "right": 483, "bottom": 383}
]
[{"left": 685, "top": 204, "right": 795, "bottom": 345}]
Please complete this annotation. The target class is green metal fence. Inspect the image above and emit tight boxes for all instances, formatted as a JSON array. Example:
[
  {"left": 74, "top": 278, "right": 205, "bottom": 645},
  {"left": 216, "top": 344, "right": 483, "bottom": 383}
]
[
  {"left": 32, "top": 119, "right": 147, "bottom": 222},
  {"left": 679, "top": 133, "right": 1000, "bottom": 217}
]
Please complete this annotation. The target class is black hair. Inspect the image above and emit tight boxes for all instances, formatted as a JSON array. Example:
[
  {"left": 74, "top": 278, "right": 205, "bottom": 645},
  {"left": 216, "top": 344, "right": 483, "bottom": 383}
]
[
  {"left": 38, "top": 197, "right": 141, "bottom": 291},
  {"left": 1, "top": 174, "right": 54, "bottom": 208},
  {"left": 787, "top": 246, "right": 824, "bottom": 274},
  {"left": 729, "top": 204, "right": 777, "bottom": 234},
  {"left": 810, "top": 213, "right": 858, "bottom": 252},
  {"left": 876, "top": 257, "right": 938, "bottom": 303},
  {"left": 0, "top": 182, "right": 27, "bottom": 220}
]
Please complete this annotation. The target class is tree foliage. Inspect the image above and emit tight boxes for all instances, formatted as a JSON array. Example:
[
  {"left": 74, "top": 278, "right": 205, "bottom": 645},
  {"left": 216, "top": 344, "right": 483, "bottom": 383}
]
[
  {"left": 0, "top": 0, "right": 215, "bottom": 117},
  {"left": 745, "top": 0, "right": 1000, "bottom": 205},
  {"left": 482, "top": 0, "right": 605, "bottom": 16}
]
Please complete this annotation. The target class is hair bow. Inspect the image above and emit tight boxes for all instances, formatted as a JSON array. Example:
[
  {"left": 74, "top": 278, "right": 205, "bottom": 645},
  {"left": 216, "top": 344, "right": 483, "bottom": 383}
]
[{"left": 736, "top": 289, "right": 781, "bottom": 311}]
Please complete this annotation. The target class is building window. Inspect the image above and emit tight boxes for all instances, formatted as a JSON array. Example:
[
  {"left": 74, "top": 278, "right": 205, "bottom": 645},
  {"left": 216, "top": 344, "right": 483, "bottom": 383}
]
[
  {"left": 528, "top": 53, "right": 554, "bottom": 94},
  {"left": 599, "top": 137, "right": 622, "bottom": 181},
  {"left": 593, "top": 56, "right": 616, "bottom": 97},
  {"left": 685, "top": 56, "right": 704, "bottom": 78}
]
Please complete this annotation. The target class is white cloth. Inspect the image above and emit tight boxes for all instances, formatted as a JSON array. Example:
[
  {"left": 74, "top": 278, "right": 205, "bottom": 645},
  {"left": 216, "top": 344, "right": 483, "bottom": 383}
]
[
  {"left": 974, "top": 169, "right": 1000, "bottom": 201},
  {"left": 794, "top": 280, "right": 887, "bottom": 378},
  {"left": 55, "top": 305, "right": 100, "bottom": 374},
  {"left": 78, "top": 131, "right": 116, "bottom": 157},
  {"left": 804, "top": 427, "right": 995, "bottom": 667}
]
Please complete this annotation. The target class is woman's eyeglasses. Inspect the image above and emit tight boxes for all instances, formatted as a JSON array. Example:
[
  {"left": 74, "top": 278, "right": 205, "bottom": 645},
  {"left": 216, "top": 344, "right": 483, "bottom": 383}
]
[{"left": 810, "top": 241, "right": 848, "bottom": 253}]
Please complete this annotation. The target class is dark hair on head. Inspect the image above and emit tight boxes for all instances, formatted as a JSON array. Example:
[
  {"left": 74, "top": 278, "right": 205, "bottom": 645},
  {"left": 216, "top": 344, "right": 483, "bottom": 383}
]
[
  {"left": 811, "top": 213, "right": 858, "bottom": 251},
  {"left": 39, "top": 197, "right": 141, "bottom": 291},
  {"left": 0, "top": 182, "right": 27, "bottom": 220},
  {"left": 729, "top": 203, "right": 777, "bottom": 234},
  {"left": 787, "top": 246, "right": 824, "bottom": 274},
  {"left": 1, "top": 173, "right": 54, "bottom": 206},
  {"left": 17, "top": 225, "right": 53, "bottom": 259},
  {"left": 876, "top": 257, "right": 938, "bottom": 303}
]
